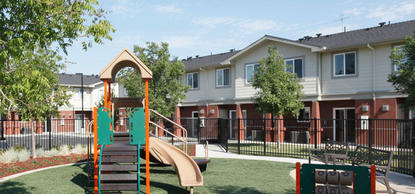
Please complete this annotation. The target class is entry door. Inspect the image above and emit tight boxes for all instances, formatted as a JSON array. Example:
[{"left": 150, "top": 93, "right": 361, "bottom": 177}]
[
  {"left": 333, "top": 108, "right": 355, "bottom": 143},
  {"left": 229, "top": 110, "right": 247, "bottom": 139},
  {"left": 191, "top": 111, "right": 199, "bottom": 137}
]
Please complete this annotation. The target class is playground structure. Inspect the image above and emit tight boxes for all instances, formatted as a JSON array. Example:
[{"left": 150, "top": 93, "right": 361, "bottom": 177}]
[
  {"left": 295, "top": 162, "right": 376, "bottom": 194},
  {"left": 90, "top": 49, "right": 205, "bottom": 194}
]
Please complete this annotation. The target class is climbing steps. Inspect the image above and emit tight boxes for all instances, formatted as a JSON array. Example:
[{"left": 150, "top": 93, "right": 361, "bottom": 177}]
[{"left": 99, "top": 132, "right": 140, "bottom": 193}]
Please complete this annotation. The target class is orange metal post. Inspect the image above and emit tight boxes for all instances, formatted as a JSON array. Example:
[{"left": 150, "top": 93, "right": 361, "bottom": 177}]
[
  {"left": 296, "top": 162, "right": 300, "bottom": 194},
  {"left": 93, "top": 107, "right": 98, "bottom": 194},
  {"left": 104, "top": 81, "right": 108, "bottom": 109},
  {"left": 145, "top": 79, "right": 150, "bottom": 194},
  {"left": 108, "top": 83, "right": 111, "bottom": 111},
  {"left": 371, "top": 165, "right": 376, "bottom": 194}
]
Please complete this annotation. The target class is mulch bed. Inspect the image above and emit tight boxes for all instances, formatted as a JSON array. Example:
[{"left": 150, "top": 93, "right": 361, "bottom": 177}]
[{"left": 0, "top": 154, "right": 87, "bottom": 178}]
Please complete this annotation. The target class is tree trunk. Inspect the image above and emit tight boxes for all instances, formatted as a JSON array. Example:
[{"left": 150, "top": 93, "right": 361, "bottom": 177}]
[{"left": 31, "top": 120, "right": 36, "bottom": 158}]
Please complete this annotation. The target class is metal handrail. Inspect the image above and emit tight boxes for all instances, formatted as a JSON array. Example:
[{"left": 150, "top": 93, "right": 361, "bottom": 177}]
[
  {"left": 149, "top": 109, "right": 188, "bottom": 152},
  {"left": 149, "top": 121, "right": 188, "bottom": 153}
]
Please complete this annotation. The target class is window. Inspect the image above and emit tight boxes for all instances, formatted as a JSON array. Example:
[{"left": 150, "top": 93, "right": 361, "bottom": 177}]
[
  {"left": 73, "top": 88, "right": 81, "bottom": 99},
  {"left": 245, "top": 63, "right": 260, "bottom": 84},
  {"left": 61, "top": 114, "right": 65, "bottom": 125},
  {"left": 333, "top": 52, "right": 356, "bottom": 77},
  {"left": 297, "top": 107, "right": 310, "bottom": 121},
  {"left": 187, "top": 72, "right": 199, "bottom": 89},
  {"left": 216, "top": 68, "right": 230, "bottom": 87},
  {"left": 285, "top": 58, "right": 303, "bottom": 78},
  {"left": 410, "top": 109, "right": 415, "bottom": 119},
  {"left": 392, "top": 45, "right": 407, "bottom": 72}
]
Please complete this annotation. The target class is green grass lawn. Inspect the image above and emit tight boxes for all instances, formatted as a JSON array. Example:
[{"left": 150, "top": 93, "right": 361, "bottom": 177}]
[{"left": 0, "top": 158, "right": 296, "bottom": 194}]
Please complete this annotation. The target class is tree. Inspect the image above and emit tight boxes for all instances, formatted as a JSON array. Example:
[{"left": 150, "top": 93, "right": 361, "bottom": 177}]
[
  {"left": 0, "top": 0, "right": 114, "bottom": 157},
  {"left": 252, "top": 47, "right": 304, "bottom": 147},
  {"left": 118, "top": 42, "right": 188, "bottom": 120},
  {"left": 388, "top": 34, "right": 415, "bottom": 111}
]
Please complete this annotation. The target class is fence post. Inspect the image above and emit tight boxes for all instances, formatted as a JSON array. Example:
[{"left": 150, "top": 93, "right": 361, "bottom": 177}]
[
  {"left": 368, "top": 118, "right": 373, "bottom": 164},
  {"left": 238, "top": 118, "right": 240, "bottom": 154},
  {"left": 412, "top": 119, "right": 415, "bottom": 178},
  {"left": 197, "top": 117, "right": 201, "bottom": 143},
  {"left": 263, "top": 117, "right": 266, "bottom": 156},
  {"left": 47, "top": 118, "right": 51, "bottom": 150},
  {"left": 314, "top": 118, "right": 318, "bottom": 149},
  {"left": 0, "top": 119, "right": 4, "bottom": 140}
]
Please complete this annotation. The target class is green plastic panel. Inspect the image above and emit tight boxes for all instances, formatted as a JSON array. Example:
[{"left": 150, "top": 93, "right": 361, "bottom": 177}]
[
  {"left": 300, "top": 164, "right": 372, "bottom": 194},
  {"left": 97, "top": 108, "right": 114, "bottom": 145},
  {"left": 128, "top": 108, "right": 145, "bottom": 145}
]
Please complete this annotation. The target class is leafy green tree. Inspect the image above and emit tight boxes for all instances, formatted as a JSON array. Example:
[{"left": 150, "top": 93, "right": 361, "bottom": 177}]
[
  {"left": 388, "top": 34, "right": 415, "bottom": 111},
  {"left": 253, "top": 47, "right": 304, "bottom": 147},
  {"left": 0, "top": 0, "right": 114, "bottom": 157},
  {"left": 118, "top": 42, "right": 188, "bottom": 119}
]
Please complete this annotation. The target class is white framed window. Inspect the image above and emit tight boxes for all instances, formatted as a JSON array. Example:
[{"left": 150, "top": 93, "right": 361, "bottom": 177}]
[
  {"left": 333, "top": 51, "right": 356, "bottom": 77},
  {"left": 187, "top": 72, "right": 199, "bottom": 89},
  {"left": 297, "top": 107, "right": 310, "bottom": 122},
  {"left": 410, "top": 110, "right": 415, "bottom": 119},
  {"left": 61, "top": 114, "right": 65, "bottom": 125},
  {"left": 285, "top": 58, "right": 303, "bottom": 78},
  {"left": 245, "top": 63, "right": 260, "bottom": 84},
  {"left": 120, "top": 118, "right": 124, "bottom": 126},
  {"left": 73, "top": 88, "right": 81, "bottom": 99},
  {"left": 216, "top": 68, "right": 231, "bottom": 87},
  {"left": 392, "top": 45, "right": 407, "bottom": 72}
]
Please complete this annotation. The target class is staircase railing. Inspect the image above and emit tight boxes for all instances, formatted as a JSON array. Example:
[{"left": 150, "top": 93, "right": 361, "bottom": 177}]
[
  {"left": 149, "top": 109, "right": 188, "bottom": 153},
  {"left": 149, "top": 121, "right": 188, "bottom": 153}
]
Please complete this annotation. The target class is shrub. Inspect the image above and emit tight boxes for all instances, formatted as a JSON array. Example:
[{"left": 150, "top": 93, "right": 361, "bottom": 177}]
[
  {"left": 57, "top": 145, "right": 70, "bottom": 156},
  {"left": 13, "top": 145, "right": 25, "bottom": 152},
  {"left": 17, "top": 149, "right": 30, "bottom": 162},
  {"left": 51, "top": 145, "right": 61, "bottom": 151},
  {"left": 35, "top": 148, "right": 46, "bottom": 157},
  {"left": 45, "top": 148, "right": 59, "bottom": 157},
  {"left": 0, "top": 149, "right": 19, "bottom": 163},
  {"left": 73, "top": 144, "right": 87, "bottom": 154}
]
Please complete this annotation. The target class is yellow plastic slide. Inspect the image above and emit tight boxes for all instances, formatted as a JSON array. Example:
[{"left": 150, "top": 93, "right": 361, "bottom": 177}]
[{"left": 149, "top": 137, "right": 203, "bottom": 188}]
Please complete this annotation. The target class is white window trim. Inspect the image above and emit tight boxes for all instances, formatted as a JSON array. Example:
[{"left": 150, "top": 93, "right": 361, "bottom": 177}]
[
  {"left": 61, "top": 114, "right": 65, "bottom": 126},
  {"left": 284, "top": 57, "right": 303, "bottom": 78},
  {"left": 410, "top": 110, "right": 414, "bottom": 119},
  {"left": 186, "top": 72, "right": 199, "bottom": 89},
  {"left": 297, "top": 107, "right": 310, "bottom": 122},
  {"left": 216, "top": 68, "right": 231, "bottom": 87},
  {"left": 245, "top": 63, "right": 260, "bottom": 84},
  {"left": 333, "top": 51, "right": 356, "bottom": 77}
]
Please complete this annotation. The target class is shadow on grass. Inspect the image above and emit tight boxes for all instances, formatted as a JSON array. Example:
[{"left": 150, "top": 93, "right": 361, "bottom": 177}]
[
  {"left": 71, "top": 164, "right": 92, "bottom": 194},
  {"left": 0, "top": 181, "right": 34, "bottom": 194},
  {"left": 139, "top": 178, "right": 188, "bottom": 194},
  {"left": 210, "top": 185, "right": 295, "bottom": 194}
]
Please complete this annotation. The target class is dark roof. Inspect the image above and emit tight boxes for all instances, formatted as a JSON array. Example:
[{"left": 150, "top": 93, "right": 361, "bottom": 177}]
[
  {"left": 182, "top": 50, "right": 239, "bottom": 71},
  {"left": 298, "top": 20, "right": 415, "bottom": 50},
  {"left": 58, "top": 73, "right": 101, "bottom": 86}
]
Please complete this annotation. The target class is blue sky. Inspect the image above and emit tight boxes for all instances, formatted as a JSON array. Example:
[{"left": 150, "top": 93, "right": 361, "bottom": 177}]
[{"left": 64, "top": 0, "right": 415, "bottom": 74}]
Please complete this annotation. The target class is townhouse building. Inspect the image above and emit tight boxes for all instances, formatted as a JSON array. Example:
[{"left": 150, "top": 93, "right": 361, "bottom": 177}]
[{"left": 177, "top": 20, "right": 415, "bottom": 142}]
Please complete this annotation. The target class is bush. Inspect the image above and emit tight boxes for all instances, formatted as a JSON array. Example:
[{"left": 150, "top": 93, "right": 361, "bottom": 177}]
[
  {"left": 35, "top": 148, "right": 46, "bottom": 157},
  {"left": 57, "top": 145, "right": 70, "bottom": 156},
  {"left": 17, "top": 149, "right": 30, "bottom": 161},
  {"left": 51, "top": 145, "right": 61, "bottom": 151},
  {"left": 0, "top": 149, "right": 19, "bottom": 163},
  {"left": 45, "top": 148, "right": 59, "bottom": 157},
  {"left": 72, "top": 144, "right": 87, "bottom": 154},
  {"left": 13, "top": 145, "right": 25, "bottom": 152},
  {"left": 0, "top": 147, "right": 30, "bottom": 163}
]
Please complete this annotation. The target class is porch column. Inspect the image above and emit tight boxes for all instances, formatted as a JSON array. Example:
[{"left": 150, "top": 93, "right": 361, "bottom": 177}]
[
  {"left": 14, "top": 113, "right": 20, "bottom": 135},
  {"left": 275, "top": 115, "right": 286, "bottom": 143},
  {"left": 36, "top": 120, "right": 43, "bottom": 134},
  {"left": 173, "top": 106, "right": 181, "bottom": 137},
  {"left": 6, "top": 113, "right": 12, "bottom": 135},
  {"left": 234, "top": 104, "right": 245, "bottom": 141},
  {"left": 157, "top": 120, "right": 165, "bottom": 137},
  {"left": 310, "top": 101, "right": 322, "bottom": 144}
]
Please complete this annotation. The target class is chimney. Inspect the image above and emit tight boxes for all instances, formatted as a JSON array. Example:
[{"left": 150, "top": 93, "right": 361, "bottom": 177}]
[
  {"left": 230, "top": 49, "right": 235, "bottom": 52},
  {"left": 195, "top": 55, "right": 199, "bottom": 58},
  {"left": 379, "top": 22, "right": 386, "bottom": 27},
  {"left": 316, "top": 33, "right": 322, "bottom": 37}
]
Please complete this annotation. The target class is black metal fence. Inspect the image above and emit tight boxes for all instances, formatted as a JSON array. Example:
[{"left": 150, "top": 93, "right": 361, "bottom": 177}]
[
  {"left": 180, "top": 117, "right": 415, "bottom": 176},
  {"left": 0, "top": 118, "right": 92, "bottom": 151}
]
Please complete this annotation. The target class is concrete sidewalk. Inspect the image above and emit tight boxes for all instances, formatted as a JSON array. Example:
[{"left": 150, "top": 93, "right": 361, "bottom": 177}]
[{"left": 196, "top": 144, "right": 415, "bottom": 194}]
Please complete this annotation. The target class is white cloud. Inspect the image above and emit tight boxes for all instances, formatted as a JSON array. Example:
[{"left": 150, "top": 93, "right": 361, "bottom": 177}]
[
  {"left": 367, "top": 1, "right": 415, "bottom": 21},
  {"left": 111, "top": 5, "right": 130, "bottom": 15},
  {"left": 236, "top": 19, "right": 281, "bottom": 33},
  {"left": 344, "top": 1, "right": 415, "bottom": 21},
  {"left": 192, "top": 17, "right": 236, "bottom": 28},
  {"left": 192, "top": 17, "right": 281, "bottom": 33},
  {"left": 155, "top": 5, "right": 182, "bottom": 14}
]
